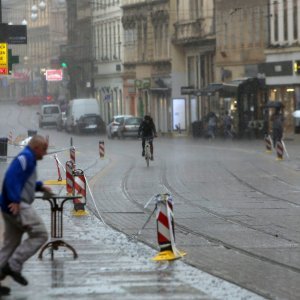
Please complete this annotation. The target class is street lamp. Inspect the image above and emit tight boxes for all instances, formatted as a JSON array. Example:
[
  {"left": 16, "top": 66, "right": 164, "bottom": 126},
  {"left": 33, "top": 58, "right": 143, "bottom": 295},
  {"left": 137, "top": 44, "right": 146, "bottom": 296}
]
[{"left": 31, "top": 1, "right": 46, "bottom": 22}]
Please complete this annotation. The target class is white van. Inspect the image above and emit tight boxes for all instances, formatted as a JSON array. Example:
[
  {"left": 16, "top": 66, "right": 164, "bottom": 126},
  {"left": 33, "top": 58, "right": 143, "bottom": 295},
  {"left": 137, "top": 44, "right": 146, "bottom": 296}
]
[
  {"left": 38, "top": 104, "right": 61, "bottom": 128},
  {"left": 65, "top": 98, "right": 105, "bottom": 134}
]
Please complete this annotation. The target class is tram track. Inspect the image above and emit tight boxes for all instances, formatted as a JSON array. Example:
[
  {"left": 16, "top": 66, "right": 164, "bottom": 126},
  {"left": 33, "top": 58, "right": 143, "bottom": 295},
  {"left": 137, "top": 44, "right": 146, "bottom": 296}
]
[{"left": 119, "top": 154, "right": 300, "bottom": 276}]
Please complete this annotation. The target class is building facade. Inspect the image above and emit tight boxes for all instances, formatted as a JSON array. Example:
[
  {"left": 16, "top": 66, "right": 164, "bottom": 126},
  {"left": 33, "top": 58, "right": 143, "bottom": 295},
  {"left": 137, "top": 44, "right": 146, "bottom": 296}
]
[
  {"left": 259, "top": 0, "right": 300, "bottom": 135},
  {"left": 92, "top": 0, "right": 124, "bottom": 124},
  {"left": 0, "top": 0, "right": 67, "bottom": 102},
  {"left": 173, "top": 0, "right": 216, "bottom": 131},
  {"left": 215, "top": 0, "right": 269, "bottom": 137}
]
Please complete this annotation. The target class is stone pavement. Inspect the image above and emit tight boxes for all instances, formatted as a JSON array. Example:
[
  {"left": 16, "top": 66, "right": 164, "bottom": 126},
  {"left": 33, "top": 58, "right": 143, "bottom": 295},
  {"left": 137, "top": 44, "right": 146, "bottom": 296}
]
[
  {"left": 0, "top": 200, "right": 264, "bottom": 300},
  {"left": 2, "top": 134, "right": 300, "bottom": 300}
]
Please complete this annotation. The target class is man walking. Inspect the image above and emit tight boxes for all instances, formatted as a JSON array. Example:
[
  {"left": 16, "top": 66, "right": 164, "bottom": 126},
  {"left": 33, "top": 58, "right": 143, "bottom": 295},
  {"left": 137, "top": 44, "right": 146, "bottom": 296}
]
[{"left": 0, "top": 135, "right": 51, "bottom": 291}]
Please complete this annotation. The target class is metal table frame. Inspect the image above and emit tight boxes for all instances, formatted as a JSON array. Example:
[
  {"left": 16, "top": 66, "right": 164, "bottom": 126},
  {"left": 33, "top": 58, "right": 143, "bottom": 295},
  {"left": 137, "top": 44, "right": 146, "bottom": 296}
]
[{"left": 36, "top": 195, "right": 82, "bottom": 260}]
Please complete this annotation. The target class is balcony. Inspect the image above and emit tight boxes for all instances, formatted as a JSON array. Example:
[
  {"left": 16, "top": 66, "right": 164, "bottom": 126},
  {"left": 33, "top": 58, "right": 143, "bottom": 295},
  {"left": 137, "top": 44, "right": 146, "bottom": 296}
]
[{"left": 172, "top": 19, "right": 205, "bottom": 45}]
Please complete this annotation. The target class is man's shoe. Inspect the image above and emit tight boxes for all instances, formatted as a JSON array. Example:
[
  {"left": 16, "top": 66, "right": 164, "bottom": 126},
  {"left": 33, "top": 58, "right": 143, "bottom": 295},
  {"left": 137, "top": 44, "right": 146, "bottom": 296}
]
[
  {"left": 0, "top": 284, "right": 10, "bottom": 296},
  {"left": 2, "top": 264, "right": 28, "bottom": 286},
  {"left": 142, "top": 151, "right": 145, "bottom": 157}
]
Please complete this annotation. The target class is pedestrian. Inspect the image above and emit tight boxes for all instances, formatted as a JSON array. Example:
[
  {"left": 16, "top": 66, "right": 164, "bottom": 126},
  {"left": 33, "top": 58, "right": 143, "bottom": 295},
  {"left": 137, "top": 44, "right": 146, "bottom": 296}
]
[
  {"left": 223, "top": 111, "right": 233, "bottom": 139},
  {"left": 207, "top": 112, "right": 217, "bottom": 139},
  {"left": 0, "top": 135, "right": 51, "bottom": 289},
  {"left": 271, "top": 108, "right": 283, "bottom": 147},
  {"left": 138, "top": 114, "right": 157, "bottom": 160}
]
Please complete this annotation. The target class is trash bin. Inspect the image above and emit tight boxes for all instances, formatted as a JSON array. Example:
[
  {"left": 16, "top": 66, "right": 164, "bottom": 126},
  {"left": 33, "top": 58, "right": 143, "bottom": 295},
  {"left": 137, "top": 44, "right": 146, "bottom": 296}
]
[
  {"left": 27, "top": 130, "right": 37, "bottom": 137},
  {"left": 0, "top": 137, "right": 8, "bottom": 157},
  {"left": 192, "top": 121, "right": 203, "bottom": 138}
]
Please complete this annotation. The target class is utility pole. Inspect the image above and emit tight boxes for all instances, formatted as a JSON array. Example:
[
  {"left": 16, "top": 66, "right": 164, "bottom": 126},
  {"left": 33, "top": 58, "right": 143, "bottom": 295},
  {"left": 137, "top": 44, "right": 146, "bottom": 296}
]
[{"left": 0, "top": 0, "right": 2, "bottom": 23}]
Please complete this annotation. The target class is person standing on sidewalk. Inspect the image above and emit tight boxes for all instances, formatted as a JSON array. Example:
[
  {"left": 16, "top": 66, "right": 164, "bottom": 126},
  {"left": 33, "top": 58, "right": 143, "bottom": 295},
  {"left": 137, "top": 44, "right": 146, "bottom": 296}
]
[
  {"left": 0, "top": 135, "right": 51, "bottom": 290},
  {"left": 271, "top": 108, "right": 284, "bottom": 147}
]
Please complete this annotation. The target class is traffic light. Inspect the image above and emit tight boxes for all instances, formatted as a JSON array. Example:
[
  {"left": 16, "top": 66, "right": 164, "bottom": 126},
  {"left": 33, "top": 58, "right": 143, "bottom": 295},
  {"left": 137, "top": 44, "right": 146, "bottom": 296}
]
[
  {"left": 59, "top": 56, "right": 68, "bottom": 68},
  {"left": 8, "top": 49, "right": 19, "bottom": 74},
  {"left": 294, "top": 61, "right": 300, "bottom": 74}
]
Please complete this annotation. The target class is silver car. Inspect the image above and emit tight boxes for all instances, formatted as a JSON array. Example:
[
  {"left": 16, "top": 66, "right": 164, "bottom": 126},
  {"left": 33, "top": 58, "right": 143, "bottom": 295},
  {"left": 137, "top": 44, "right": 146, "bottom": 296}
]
[
  {"left": 106, "top": 115, "right": 133, "bottom": 139},
  {"left": 117, "top": 116, "right": 143, "bottom": 139}
]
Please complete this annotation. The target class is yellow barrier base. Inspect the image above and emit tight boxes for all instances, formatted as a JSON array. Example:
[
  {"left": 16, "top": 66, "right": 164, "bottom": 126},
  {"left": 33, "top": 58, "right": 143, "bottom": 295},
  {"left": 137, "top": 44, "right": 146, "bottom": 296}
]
[
  {"left": 276, "top": 157, "right": 283, "bottom": 161},
  {"left": 152, "top": 250, "right": 186, "bottom": 261},
  {"left": 44, "top": 179, "right": 66, "bottom": 185},
  {"left": 72, "top": 209, "right": 89, "bottom": 216},
  {"left": 265, "top": 150, "right": 272, "bottom": 153}
]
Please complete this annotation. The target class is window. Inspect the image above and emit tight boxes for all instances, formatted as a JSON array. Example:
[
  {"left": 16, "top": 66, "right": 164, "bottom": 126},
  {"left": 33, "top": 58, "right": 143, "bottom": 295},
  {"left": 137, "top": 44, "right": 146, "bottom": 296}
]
[
  {"left": 274, "top": 1, "right": 279, "bottom": 42},
  {"left": 294, "top": 0, "right": 298, "bottom": 40},
  {"left": 283, "top": 0, "right": 288, "bottom": 41}
]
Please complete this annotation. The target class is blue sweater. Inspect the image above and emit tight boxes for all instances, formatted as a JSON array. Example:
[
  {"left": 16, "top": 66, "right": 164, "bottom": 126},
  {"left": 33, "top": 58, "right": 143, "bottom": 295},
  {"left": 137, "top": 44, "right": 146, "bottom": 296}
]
[{"left": 0, "top": 146, "right": 43, "bottom": 214}]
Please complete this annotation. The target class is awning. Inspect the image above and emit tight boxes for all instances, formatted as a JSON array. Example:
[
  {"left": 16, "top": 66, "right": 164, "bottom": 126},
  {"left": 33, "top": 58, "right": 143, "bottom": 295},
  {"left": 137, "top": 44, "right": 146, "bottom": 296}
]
[
  {"left": 264, "top": 101, "right": 284, "bottom": 109},
  {"left": 220, "top": 77, "right": 263, "bottom": 97},
  {"left": 196, "top": 83, "right": 223, "bottom": 96}
]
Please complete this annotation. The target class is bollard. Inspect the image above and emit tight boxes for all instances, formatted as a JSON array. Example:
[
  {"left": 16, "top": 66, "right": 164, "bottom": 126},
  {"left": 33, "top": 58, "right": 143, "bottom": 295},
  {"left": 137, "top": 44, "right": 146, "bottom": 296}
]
[
  {"left": 70, "top": 146, "right": 76, "bottom": 167},
  {"left": 152, "top": 193, "right": 186, "bottom": 261},
  {"left": 73, "top": 169, "right": 88, "bottom": 216},
  {"left": 264, "top": 135, "right": 272, "bottom": 153},
  {"left": 54, "top": 155, "right": 62, "bottom": 181},
  {"left": 66, "top": 161, "right": 74, "bottom": 194},
  {"left": 99, "top": 140, "right": 105, "bottom": 158},
  {"left": 8, "top": 131, "right": 13, "bottom": 145},
  {"left": 0, "top": 137, "right": 8, "bottom": 161},
  {"left": 276, "top": 140, "right": 284, "bottom": 160}
]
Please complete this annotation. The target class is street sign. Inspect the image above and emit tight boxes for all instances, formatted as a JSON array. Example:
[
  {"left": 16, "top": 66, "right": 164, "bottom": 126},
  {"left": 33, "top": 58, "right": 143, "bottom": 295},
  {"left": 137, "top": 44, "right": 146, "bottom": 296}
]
[
  {"left": 45, "top": 69, "right": 63, "bottom": 81},
  {"left": 0, "top": 43, "right": 8, "bottom": 75},
  {"left": 0, "top": 24, "right": 27, "bottom": 44}
]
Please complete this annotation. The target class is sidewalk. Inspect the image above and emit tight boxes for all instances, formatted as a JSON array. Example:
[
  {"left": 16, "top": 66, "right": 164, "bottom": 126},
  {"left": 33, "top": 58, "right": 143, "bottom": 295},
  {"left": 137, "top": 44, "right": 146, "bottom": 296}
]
[{"left": 0, "top": 198, "right": 264, "bottom": 300}]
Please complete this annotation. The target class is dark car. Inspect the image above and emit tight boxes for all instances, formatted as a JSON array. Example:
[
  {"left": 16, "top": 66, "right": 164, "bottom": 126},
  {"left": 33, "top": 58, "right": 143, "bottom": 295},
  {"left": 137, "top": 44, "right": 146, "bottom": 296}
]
[
  {"left": 117, "top": 116, "right": 142, "bottom": 139},
  {"left": 75, "top": 114, "right": 106, "bottom": 134}
]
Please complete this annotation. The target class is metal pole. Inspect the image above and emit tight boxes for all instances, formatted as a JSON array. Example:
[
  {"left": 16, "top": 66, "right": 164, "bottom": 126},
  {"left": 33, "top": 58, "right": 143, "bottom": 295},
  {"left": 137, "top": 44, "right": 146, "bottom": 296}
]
[{"left": 0, "top": 0, "right": 2, "bottom": 23}]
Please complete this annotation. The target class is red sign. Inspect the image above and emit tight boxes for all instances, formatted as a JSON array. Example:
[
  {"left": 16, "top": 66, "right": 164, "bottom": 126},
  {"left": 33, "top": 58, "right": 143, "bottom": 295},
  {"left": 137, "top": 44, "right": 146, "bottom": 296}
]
[
  {"left": 0, "top": 67, "right": 8, "bottom": 75},
  {"left": 45, "top": 69, "right": 63, "bottom": 81}
]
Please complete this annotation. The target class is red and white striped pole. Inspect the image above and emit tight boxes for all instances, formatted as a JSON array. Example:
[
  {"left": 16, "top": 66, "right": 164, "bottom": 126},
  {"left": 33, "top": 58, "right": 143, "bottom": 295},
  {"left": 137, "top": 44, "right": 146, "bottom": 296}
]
[
  {"left": 99, "top": 140, "right": 105, "bottom": 158},
  {"left": 54, "top": 154, "right": 62, "bottom": 181},
  {"left": 66, "top": 160, "right": 74, "bottom": 195},
  {"left": 276, "top": 140, "right": 284, "bottom": 160},
  {"left": 73, "top": 169, "right": 87, "bottom": 212},
  {"left": 264, "top": 135, "right": 272, "bottom": 153},
  {"left": 8, "top": 131, "right": 13, "bottom": 145},
  {"left": 70, "top": 146, "right": 76, "bottom": 167}
]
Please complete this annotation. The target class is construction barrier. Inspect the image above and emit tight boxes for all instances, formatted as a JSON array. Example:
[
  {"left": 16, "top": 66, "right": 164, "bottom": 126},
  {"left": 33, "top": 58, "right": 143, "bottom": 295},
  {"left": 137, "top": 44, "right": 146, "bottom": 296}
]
[
  {"left": 276, "top": 140, "right": 284, "bottom": 160},
  {"left": 151, "top": 193, "right": 186, "bottom": 261},
  {"left": 99, "top": 140, "right": 105, "bottom": 158},
  {"left": 66, "top": 160, "right": 74, "bottom": 194},
  {"left": 73, "top": 169, "right": 88, "bottom": 215},
  {"left": 264, "top": 135, "right": 272, "bottom": 153}
]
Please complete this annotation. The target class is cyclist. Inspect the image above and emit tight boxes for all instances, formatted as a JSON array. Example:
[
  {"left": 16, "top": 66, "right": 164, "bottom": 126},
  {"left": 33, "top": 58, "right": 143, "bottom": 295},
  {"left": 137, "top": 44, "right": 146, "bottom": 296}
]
[{"left": 138, "top": 115, "right": 157, "bottom": 160}]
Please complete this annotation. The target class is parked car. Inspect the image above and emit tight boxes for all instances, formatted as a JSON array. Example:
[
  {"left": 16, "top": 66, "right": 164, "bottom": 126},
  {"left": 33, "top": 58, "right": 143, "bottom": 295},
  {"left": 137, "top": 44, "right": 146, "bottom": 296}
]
[
  {"left": 38, "top": 104, "right": 61, "bottom": 128},
  {"left": 117, "top": 116, "right": 143, "bottom": 139},
  {"left": 56, "top": 111, "right": 67, "bottom": 131},
  {"left": 17, "top": 95, "right": 53, "bottom": 106},
  {"left": 65, "top": 98, "right": 106, "bottom": 134},
  {"left": 106, "top": 115, "right": 133, "bottom": 139}
]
